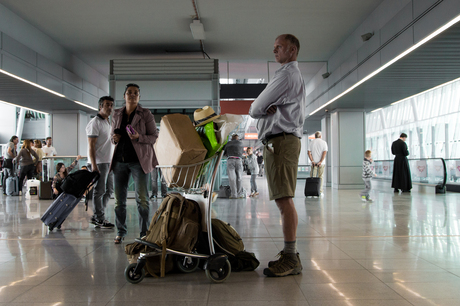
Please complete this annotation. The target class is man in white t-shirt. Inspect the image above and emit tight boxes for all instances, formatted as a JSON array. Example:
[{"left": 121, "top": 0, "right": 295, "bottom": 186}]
[
  {"left": 42, "top": 137, "right": 57, "bottom": 181},
  {"left": 86, "top": 96, "right": 115, "bottom": 229},
  {"left": 42, "top": 137, "right": 57, "bottom": 156},
  {"left": 308, "top": 131, "right": 328, "bottom": 194}
]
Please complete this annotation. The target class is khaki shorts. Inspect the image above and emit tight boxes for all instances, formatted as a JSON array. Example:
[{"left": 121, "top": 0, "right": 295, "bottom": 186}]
[{"left": 263, "top": 134, "right": 301, "bottom": 201}]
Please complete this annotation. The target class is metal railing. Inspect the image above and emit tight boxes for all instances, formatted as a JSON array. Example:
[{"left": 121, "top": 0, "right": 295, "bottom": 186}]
[{"left": 374, "top": 158, "right": 447, "bottom": 193}]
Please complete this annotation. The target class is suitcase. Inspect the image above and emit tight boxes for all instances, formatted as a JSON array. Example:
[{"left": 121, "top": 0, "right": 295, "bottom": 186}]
[
  {"left": 6, "top": 176, "right": 19, "bottom": 196},
  {"left": 41, "top": 192, "right": 80, "bottom": 231},
  {"left": 39, "top": 181, "right": 53, "bottom": 200},
  {"left": 304, "top": 166, "right": 321, "bottom": 197}
]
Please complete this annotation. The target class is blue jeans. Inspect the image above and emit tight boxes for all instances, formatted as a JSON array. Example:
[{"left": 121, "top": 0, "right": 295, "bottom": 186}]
[
  {"left": 112, "top": 160, "right": 150, "bottom": 237},
  {"left": 89, "top": 163, "right": 113, "bottom": 221}
]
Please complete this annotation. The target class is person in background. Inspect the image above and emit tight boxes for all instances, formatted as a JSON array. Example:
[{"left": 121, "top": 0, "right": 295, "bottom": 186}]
[
  {"left": 256, "top": 150, "right": 264, "bottom": 177},
  {"left": 42, "top": 136, "right": 57, "bottom": 182},
  {"left": 42, "top": 137, "right": 57, "bottom": 156},
  {"left": 249, "top": 34, "right": 305, "bottom": 277},
  {"left": 111, "top": 83, "right": 158, "bottom": 244},
  {"left": 33, "top": 139, "right": 45, "bottom": 180},
  {"left": 360, "top": 150, "right": 377, "bottom": 202},
  {"left": 246, "top": 147, "right": 259, "bottom": 197},
  {"left": 14, "top": 139, "right": 39, "bottom": 196},
  {"left": 86, "top": 96, "right": 115, "bottom": 229},
  {"left": 150, "top": 168, "right": 167, "bottom": 200},
  {"left": 2, "top": 136, "right": 18, "bottom": 195},
  {"left": 391, "top": 133, "right": 412, "bottom": 193},
  {"left": 307, "top": 131, "right": 328, "bottom": 196},
  {"left": 52, "top": 156, "right": 81, "bottom": 198},
  {"left": 224, "top": 134, "right": 245, "bottom": 199}
]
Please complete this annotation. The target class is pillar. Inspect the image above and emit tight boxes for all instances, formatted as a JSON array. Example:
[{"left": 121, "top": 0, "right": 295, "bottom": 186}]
[
  {"left": 51, "top": 110, "right": 89, "bottom": 156},
  {"left": 330, "top": 110, "right": 365, "bottom": 189},
  {"left": 321, "top": 114, "right": 331, "bottom": 187}
]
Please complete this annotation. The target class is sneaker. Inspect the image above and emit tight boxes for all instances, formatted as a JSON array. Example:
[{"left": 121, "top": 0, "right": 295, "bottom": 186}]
[
  {"left": 90, "top": 216, "right": 98, "bottom": 225},
  {"left": 253, "top": 192, "right": 259, "bottom": 196},
  {"left": 361, "top": 196, "right": 367, "bottom": 202},
  {"left": 150, "top": 195, "right": 157, "bottom": 200},
  {"left": 95, "top": 219, "right": 115, "bottom": 229},
  {"left": 264, "top": 252, "right": 302, "bottom": 277},
  {"left": 268, "top": 250, "right": 302, "bottom": 268},
  {"left": 229, "top": 196, "right": 237, "bottom": 199},
  {"left": 366, "top": 197, "right": 374, "bottom": 202},
  {"left": 18, "top": 191, "right": 22, "bottom": 196}
]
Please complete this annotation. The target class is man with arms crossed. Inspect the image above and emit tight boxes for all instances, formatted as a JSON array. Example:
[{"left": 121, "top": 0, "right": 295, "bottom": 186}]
[
  {"left": 86, "top": 96, "right": 115, "bottom": 228},
  {"left": 249, "top": 34, "right": 305, "bottom": 277}
]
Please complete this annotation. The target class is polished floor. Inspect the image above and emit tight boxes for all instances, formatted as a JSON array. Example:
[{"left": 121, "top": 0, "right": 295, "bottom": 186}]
[{"left": 1, "top": 177, "right": 460, "bottom": 305}]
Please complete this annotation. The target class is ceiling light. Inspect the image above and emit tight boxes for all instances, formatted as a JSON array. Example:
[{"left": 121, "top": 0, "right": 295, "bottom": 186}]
[
  {"left": 371, "top": 108, "right": 382, "bottom": 113},
  {"left": 361, "top": 32, "right": 374, "bottom": 41},
  {"left": 0, "top": 99, "right": 49, "bottom": 114},
  {"left": 322, "top": 72, "right": 331, "bottom": 79},
  {"left": 190, "top": 19, "right": 205, "bottom": 40},
  {"left": 73, "top": 100, "right": 98, "bottom": 111},
  {"left": 0, "top": 69, "right": 65, "bottom": 98},
  {"left": 309, "top": 14, "right": 460, "bottom": 116}
]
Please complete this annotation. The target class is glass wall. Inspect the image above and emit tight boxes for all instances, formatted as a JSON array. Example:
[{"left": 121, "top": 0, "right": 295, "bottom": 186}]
[{"left": 366, "top": 79, "right": 460, "bottom": 160}]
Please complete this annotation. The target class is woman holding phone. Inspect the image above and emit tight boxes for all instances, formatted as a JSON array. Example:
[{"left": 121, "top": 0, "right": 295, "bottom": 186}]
[{"left": 110, "top": 83, "right": 158, "bottom": 244}]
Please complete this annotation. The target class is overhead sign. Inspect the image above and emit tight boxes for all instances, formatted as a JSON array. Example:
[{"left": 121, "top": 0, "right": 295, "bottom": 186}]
[{"left": 244, "top": 133, "right": 258, "bottom": 139}]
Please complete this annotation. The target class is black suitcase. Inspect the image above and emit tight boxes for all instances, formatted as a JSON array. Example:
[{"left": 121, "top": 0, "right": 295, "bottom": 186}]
[
  {"left": 41, "top": 192, "right": 80, "bottom": 231},
  {"left": 304, "top": 166, "right": 321, "bottom": 197},
  {"left": 39, "top": 181, "right": 53, "bottom": 199}
]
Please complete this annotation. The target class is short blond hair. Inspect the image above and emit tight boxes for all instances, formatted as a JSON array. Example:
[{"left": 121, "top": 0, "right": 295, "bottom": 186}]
[{"left": 364, "top": 150, "right": 372, "bottom": 157}]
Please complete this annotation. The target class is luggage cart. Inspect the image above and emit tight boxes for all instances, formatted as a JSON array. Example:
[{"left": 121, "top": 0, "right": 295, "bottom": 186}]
[{"left": 124, "top": 150, "right": 231, "bottom": 284}]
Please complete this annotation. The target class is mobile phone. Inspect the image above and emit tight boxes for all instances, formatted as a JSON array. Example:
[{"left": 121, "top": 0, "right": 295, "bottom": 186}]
[{"left": 126, "top": 124, "right": 135, "bottom": 135}]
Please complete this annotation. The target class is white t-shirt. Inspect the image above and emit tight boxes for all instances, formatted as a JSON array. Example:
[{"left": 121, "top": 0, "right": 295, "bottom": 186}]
[
  {"left": 308, "top": 138, "right": 328, "bottom": 164},
  {"left": 86, "top": 115, "right": 114, "bottom": 164},
  {"left": 42, "top": 145, "right": 57, "bottom": 156}
]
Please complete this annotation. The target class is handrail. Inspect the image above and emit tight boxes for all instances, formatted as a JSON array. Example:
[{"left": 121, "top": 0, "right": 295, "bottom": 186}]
[{"left": 374, "top": 157, "right": 447, "bottom": 193}]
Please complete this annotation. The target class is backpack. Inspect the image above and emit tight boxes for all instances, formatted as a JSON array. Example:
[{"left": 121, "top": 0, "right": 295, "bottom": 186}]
[
  {"left": 211, "top": 219, "right": 244, "bottom": 255},
  {"left": 195, "top": 219, "right": 259, "bottom": 272},
  {"left": 61, "top": 170, "right": 99, "bottom": 198},
  {"left": 142, "top": 193, "right": 201, "bottom": 277}
]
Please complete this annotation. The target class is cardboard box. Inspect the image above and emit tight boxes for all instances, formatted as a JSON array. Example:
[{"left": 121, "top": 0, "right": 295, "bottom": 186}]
[{"left": 154, "top": 114, "right": 208, "bottom": 188}]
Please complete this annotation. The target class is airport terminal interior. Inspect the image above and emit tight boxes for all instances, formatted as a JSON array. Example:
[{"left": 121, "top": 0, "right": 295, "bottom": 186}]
[
  {"left": 2, "top": 0, "right": 460, "bottom": 305},
  {"left": 2, "top": 176, "right": 460, "bottom": 305}
]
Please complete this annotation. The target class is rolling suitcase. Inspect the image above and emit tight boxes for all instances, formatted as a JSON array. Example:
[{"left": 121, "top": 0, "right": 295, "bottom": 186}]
[
  {"left": 6, "top": 162, "right": 19, "bottom": 196},
  {"left": 304, "top": 166, "right": 321, "bottom": 197},
  {"left": 41, "top": 170, "right": 99, "bottom": 230},
  {"left": 41, "top": 192, "right": 80, "bottom": 231}
]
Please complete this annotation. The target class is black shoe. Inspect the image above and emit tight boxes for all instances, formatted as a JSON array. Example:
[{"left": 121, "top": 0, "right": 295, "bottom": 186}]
[
  {"left": 394, "top": 189, "right": 399, "bottom": 193},
  {"left": 95, "top": 219, "right": 115, "bottom": 229},
  {"left": 149, "top": 195, "right": 157, "bottom": 200},
  {"left": 402, "top": 190, "right": 411, "bottom": 193}
]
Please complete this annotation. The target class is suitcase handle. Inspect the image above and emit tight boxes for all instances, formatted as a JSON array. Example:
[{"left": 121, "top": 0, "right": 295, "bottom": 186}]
[{"left": 311, "top": 165, "right": 321, "bottom": 178}]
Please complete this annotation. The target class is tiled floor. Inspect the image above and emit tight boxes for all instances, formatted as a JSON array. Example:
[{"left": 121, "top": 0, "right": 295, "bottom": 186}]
[{"left": 1, "top": 177, "right": 460, "bottom": 305}]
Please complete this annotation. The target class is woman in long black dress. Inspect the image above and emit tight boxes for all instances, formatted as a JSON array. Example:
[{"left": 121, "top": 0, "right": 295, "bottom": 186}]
[{"left": 391, "top": 133, "right": 412, "bottom": 193}]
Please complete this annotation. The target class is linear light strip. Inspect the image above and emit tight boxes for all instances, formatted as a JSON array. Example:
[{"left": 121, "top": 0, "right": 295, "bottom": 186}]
[
  {"left": 74, "top": 100, "right": 98, "bottom": 111},
  {"left": 0, "top": 100, "right": 49, "bottom": 115},
  {"left": 390, "top": 75, "right": 460, "bottom": 106},
  {"left": 309, "top": 14, "right": 460, "bottom": 116},
  {"left": 0, "top": 69, "right": 65, "bottom": 98}
]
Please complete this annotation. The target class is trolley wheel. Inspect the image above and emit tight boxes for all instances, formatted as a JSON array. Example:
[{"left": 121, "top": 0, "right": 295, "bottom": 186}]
[
  {"left": 175, "top": 255, "right": 200, "bottom": 273},
  {"left": 205, "top": 259, "right": 231, "bottom": 283},
  {"left": 124, "top": 263, "right": 145, "bottom": 284}
]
